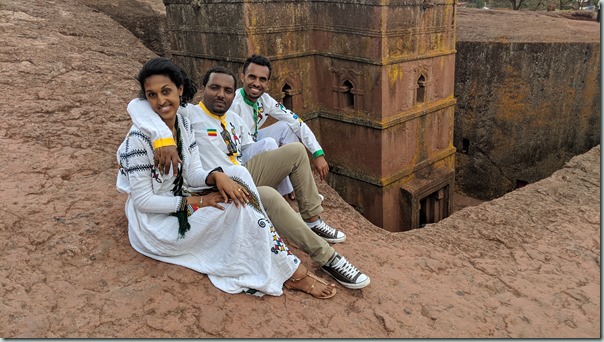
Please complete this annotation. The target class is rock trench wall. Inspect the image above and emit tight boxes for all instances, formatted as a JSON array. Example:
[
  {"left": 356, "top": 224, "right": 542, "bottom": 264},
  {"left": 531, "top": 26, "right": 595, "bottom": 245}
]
[{"left": 454, "top": 41, "right": 600, "bottom": 200}]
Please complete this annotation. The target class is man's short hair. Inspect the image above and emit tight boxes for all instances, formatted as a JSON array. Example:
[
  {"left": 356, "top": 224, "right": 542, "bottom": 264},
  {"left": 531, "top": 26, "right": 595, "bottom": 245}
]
[
  {"left": 202, "top": 66, "right": 238, "bottom": 89},
  {"left": 243, "top": 54, "right": 272, "bottom": 80}
]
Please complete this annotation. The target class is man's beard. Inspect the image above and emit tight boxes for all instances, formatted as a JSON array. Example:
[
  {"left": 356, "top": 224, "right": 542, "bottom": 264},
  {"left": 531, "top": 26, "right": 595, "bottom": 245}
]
[{"left": 212, "top": 108, "right": 226, "bottom": 116}]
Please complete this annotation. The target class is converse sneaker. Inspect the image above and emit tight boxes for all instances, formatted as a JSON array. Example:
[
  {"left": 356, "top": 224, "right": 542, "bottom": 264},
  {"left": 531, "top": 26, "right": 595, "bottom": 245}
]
[
  {"left": 321, "top": 253, "right": 370, "bottom": 289},
  {"left": 308, "top": 220, "right": 346, "bottom": 243}
]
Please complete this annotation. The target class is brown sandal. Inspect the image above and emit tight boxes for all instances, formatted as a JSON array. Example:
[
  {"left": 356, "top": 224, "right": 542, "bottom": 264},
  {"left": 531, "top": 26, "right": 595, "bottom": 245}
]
[{"left": 284, "top": 271, "right": 336, "bottom": 299}]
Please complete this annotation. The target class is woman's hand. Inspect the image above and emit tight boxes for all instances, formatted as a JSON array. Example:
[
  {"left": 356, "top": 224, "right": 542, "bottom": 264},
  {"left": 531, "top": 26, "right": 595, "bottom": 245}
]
[
  {"left": 186, "top": 193, "right": 229, "bottom": 210},
  {"left": 203, "top": 192, "right": 228, "bottom": 210},
  {"left": 208, "top": 172, "right": 250, "bottom": 208}
]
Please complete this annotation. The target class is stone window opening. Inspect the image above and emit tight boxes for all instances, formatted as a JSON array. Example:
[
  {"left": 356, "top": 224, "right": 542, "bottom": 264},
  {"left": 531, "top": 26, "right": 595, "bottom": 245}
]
[
  {"left": 416, "top": 74, "right": 426, "bottom": 103},
  {"left": 462, "top": 138, "right": 470, "bottom": 153},
  {"left": 330, "top": 69, "right": 363, "bottom": 111},
  {"left": 419, "top": 186, "right": 449, "bottom": 228},
  {"left": 281, "top": 83, "right": 293, "bottom": 111},
  {"left": 342, "top": 80, "right": 354, "bottom": 109}
]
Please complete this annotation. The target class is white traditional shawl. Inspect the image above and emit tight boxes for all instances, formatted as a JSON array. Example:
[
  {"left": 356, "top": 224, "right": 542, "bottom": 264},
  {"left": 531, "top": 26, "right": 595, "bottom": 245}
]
[{"left": 116, "top": 114, "right": 298, "bottom": 296}]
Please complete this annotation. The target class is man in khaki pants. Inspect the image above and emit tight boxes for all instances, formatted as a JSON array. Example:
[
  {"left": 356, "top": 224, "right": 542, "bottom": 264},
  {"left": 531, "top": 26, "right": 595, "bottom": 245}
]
[{"left": 127, "top": 65, "right": 370, "bottom": 290}]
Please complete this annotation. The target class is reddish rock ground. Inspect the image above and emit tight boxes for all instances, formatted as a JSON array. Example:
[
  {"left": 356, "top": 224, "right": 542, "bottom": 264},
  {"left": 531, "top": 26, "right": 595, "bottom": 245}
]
[{"left": 0, "top": 0, "right": 599, "bottom": 338}]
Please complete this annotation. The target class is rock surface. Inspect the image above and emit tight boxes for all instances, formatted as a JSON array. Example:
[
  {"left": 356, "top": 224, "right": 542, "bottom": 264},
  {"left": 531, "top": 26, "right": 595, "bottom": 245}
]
[
  {"left": 0, "top": 0, "right": 599, "bottom": 338},
  {"left": 456, "top": 7, "right": 600, "bottom": 42}
]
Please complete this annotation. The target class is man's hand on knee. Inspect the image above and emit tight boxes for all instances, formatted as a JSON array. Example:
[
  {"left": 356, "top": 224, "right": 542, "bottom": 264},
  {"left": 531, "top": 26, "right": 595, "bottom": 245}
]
[
  {"left": 313, "top": 155, "right": 329, "bottom": 181},
  {"left": 154, "top": 145, "right": 181, "bottom": 176}
]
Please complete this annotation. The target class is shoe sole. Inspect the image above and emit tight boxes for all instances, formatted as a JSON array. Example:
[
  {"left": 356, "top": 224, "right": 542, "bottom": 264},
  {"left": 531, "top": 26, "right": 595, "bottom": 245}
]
[
  {"left": 325, "top": 273, "right": 371, "bottom": 289},
  {"left": 321, "top": 235, "right": 346, "bottom": 244},
  {"left": 309, "top": 226, "right": 346, "bottom": 244}
]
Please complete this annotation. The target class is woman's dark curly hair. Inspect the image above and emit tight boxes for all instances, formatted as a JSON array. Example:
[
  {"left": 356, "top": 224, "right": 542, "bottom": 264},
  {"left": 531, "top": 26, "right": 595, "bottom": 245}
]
[{"left": 136, "top": 57, "right": 197, "bottom": 107}]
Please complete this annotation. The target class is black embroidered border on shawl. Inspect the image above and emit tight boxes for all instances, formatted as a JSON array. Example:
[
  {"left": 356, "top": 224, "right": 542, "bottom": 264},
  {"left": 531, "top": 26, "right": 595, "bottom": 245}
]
[
  {"left": 124, "top": 164, "right": 154, "bottom": 174},
  {"left": 128, "top": 130, "right": 153, "bottom": 150},
  {"left": 119, "top": 148, "right": 147, "bottom": 160},
  {"left": 171, "top": 116, "right": 191, "bottom": 239},
  {"left": 229, "top": 176, "right": 263, "bottom": 215},
  {"left": 119, "top": 129, "right": 154, "bottom": 175}
]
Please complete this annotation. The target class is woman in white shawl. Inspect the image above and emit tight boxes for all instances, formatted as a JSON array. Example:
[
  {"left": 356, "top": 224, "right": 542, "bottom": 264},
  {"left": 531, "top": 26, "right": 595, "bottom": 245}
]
[{"left": 116, "top": 57, "right": 336, "bottom": 299}]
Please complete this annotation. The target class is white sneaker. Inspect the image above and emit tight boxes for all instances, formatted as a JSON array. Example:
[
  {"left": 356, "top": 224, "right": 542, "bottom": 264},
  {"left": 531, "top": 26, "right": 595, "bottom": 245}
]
[
  {"left": 309, "top": 220, "right": 346, "bottom": 243},
  {"left": 319, "top": 194, "right": 324, "bottom": 202},
  {"left": 322, "top": 253, "right": 370, "bottom": 289}
]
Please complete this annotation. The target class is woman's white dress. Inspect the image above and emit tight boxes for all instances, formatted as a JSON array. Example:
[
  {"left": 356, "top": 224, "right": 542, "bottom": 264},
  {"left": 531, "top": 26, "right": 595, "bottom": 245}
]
[{"left": 116, "top": 114, "right": 299, "bottom": 296}]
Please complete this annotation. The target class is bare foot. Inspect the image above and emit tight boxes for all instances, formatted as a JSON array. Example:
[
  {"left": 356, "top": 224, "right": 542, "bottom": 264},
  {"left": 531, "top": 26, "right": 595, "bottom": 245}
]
[{"left": 285, "top": 264, "right": 336, "bottom": 299}]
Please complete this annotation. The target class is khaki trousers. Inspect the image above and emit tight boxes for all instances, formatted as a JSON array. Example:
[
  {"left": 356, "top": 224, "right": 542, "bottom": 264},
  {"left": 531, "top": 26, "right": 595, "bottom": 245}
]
[
  {"left": 245, "top": 142, "right": 322, "bottom": 220},
  {"left": 257, "top": 186, "right": 334, "bottom": 266}
]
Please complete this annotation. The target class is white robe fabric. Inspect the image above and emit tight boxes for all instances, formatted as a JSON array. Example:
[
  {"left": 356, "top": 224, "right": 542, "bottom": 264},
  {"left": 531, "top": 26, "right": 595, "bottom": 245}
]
[
  {"left": 116, "top": 114, "right": 299, "bottom": 296},
  {"left": 230, "top": 88, "right": 324, "bottom": 156},
  {"left": 128, "top": 99, "right": 294, "bottom": 196}
]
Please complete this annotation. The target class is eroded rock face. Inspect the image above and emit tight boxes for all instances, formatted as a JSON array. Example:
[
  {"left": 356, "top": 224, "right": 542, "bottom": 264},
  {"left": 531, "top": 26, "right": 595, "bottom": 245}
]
[
  {"left": 454, "top": 8, "right": 601, "bottom": 200},
  {"left": 0, "top": 0, "right": 599, "bottom": 338}
]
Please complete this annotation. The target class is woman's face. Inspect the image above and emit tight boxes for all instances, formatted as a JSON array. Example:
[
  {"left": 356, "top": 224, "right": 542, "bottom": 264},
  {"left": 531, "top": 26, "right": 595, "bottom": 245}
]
[{"left": 143, "top": 74, "right": 183, "bottom": 123}]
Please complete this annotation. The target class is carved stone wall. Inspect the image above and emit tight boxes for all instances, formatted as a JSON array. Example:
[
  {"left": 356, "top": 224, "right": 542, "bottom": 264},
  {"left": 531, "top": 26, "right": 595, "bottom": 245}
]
[
  {"left": 454, "top": 41, "right": 601, "bottom": 200},
  {"left": 164, "top": 0, "right": 457, "bottom": 231}
]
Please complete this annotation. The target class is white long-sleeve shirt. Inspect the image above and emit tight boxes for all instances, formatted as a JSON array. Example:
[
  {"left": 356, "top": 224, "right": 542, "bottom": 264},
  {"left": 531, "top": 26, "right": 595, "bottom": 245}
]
[
  {"left": 127, "top": 98, "right": 256, "bottom": 169},
  {"left": 230, "top": 88, "right": 324, "bottom": 159}
]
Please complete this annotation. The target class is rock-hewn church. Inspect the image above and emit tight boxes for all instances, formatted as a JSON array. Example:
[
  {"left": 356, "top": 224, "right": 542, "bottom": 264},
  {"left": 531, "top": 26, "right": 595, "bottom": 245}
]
[{"left": 165, "top": 0, "right": 457, "bottom": 231}]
